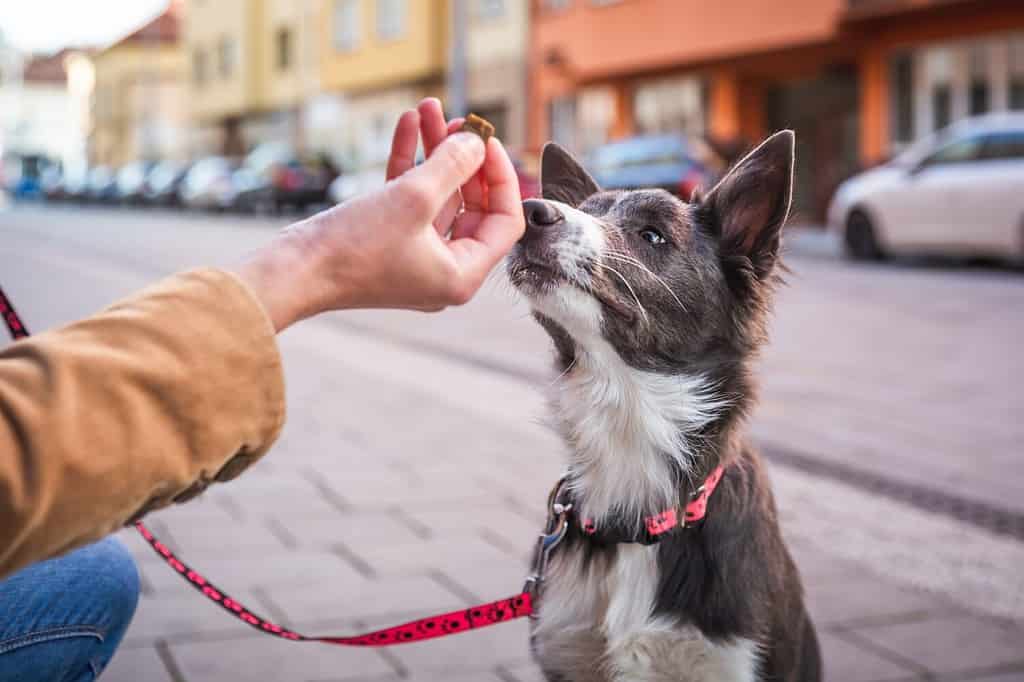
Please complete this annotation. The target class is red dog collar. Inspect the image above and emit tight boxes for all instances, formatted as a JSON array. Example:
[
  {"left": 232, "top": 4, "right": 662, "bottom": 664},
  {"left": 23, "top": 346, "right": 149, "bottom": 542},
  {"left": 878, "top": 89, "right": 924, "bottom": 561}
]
[{"left": 580, "top": 465, "right": 725, "bottom": 545}]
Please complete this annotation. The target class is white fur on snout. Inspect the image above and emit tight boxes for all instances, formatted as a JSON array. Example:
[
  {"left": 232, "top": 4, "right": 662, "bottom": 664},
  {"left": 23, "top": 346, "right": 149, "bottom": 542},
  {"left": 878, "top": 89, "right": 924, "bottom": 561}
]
[{"left": 549, "top": 200, "right": 606, "bottom": 286}]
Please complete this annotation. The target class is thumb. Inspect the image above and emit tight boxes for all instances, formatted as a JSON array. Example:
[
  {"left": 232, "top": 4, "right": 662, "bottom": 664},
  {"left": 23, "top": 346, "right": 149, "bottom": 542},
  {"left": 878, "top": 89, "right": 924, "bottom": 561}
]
[{"left": 400, "top": 132, "right": 485, "bottom": 214}]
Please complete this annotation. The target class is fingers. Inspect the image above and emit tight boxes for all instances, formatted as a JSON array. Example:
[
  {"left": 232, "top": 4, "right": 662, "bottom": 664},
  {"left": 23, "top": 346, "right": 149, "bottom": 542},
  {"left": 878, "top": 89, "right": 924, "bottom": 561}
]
[
  {"left": 452, "top": 136, "right": 523, "bottom": 240},
  {"left": 446, "top": 138, "right": 526, "bottom": 291},
  {"left": 399, "top": 133, "right": 485, "bottom": 217},
  {"left": 386, "top": 109, "right": 421, "bottom": 182},
  {"left": 418, "top": 99, "right": 449, "bottom": 157}
]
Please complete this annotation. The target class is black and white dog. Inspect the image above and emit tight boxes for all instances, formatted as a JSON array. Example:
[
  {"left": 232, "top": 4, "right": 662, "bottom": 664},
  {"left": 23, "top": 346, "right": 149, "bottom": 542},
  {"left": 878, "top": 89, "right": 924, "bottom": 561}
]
[{"left": 508, "top": 132, "right": 821, "bottom": 681}]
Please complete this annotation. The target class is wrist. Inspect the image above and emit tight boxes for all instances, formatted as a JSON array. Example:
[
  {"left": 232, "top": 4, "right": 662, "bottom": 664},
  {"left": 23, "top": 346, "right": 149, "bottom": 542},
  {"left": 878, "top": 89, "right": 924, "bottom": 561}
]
[{"left": 234, "top": 227, "right": 328, "bottom": 333}]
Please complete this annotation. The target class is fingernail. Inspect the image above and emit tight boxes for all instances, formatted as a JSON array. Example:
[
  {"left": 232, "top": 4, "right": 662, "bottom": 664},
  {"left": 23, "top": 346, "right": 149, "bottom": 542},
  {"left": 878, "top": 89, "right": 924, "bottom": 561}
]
[{"left": 451, "top": 132, "right": 485, "bottom": 152}]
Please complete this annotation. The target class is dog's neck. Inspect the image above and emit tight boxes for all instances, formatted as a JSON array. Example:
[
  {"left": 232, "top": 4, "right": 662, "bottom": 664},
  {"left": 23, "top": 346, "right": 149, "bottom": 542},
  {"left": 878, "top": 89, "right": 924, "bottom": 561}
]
[{"left": 550, "top": 338, "right": 736, "bottom": 529}]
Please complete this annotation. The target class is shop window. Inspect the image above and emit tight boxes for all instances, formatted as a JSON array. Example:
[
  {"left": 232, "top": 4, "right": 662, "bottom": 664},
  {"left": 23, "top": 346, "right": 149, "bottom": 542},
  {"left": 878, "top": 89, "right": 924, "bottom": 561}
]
[
  {"left": 549, "top": 96, "right": 578, "bottom": 152},
  {"left": 1010, "top": 35, "right": 1024, "bottom": 111},
  {"left": 890, "top": 53, "right": 914, "bottom": 144},
  {"left": 932, "top": 84, "right": 952, "bottom": 132},
  {"left": 968, "top": 44, "right": 989, "bottom": 116},
  {"left": 634, "top": 76, "right": 705, "bottom": 137}
]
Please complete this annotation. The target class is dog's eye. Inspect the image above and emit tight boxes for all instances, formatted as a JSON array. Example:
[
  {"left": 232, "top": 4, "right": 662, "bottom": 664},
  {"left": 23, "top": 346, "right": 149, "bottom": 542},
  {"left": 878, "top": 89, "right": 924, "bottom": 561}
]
[{"left": 639, "top": 229, "right": 667, "bottom": 246}]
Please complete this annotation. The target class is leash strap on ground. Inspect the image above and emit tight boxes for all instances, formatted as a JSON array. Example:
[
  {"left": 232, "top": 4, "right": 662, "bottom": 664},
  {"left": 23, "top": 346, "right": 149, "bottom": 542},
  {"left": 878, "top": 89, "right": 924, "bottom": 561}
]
[{"left": 0, "top": 282, "right": 534, "bottom": 647}]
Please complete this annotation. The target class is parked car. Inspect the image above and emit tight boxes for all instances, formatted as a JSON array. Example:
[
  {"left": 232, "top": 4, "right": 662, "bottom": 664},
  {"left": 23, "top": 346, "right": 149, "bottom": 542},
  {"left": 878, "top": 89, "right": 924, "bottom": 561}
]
[
  {"left": 58, "top": 165, "right": 91, "bottom": 202},
  {"left": 144, "top": 160, "right": 190, "bottom": 207},
  {"left": 115, "top": 161, "right": 157, "bottom": 205},
  {"left": 232, "top": 143, "right": 339, "bottom": 214},
  {"left": 588, "top": 134, "right": 723, "bottom": 201},
  {"left": 828, "top": 113, "right": 1024, "bottom": 262},
  {"left": 328, "top": 166, "right": 386, "bottom": 205},
  {"left": 178, "top": 156, "right": 238, "bottom": 211},
  {"left": 41, "top": 165, "right": 66, "bottom": 201},
  {"left": 86, "top": 166, "right": 119, "bottom": 203}
]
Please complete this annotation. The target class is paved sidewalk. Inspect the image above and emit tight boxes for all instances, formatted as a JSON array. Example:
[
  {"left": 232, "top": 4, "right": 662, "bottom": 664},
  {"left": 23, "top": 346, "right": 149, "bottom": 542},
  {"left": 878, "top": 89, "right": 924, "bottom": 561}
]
[{"left": 1, "top": 207, "right": 1020, "bottom": 681}]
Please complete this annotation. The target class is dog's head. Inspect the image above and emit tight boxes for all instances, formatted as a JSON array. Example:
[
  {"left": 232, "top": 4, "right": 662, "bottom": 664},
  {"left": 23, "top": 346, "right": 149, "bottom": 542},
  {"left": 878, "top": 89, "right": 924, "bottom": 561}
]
[{"left": 507, "top": 132, "right": 795, "bottom": 374}]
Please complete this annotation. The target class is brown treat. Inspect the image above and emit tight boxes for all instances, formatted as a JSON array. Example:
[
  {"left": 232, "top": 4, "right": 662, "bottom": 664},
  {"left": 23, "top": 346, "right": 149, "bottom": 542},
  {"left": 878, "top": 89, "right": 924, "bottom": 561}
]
[{"left": 463, "top": 113, "right": 495, "bottom": 143}]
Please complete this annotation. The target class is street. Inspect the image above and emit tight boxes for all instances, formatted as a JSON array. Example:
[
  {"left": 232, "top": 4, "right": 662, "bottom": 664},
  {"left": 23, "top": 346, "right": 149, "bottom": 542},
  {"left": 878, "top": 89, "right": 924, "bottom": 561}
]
[{"left": 1, "top": 203, "right": 1022, "bottom": 681}]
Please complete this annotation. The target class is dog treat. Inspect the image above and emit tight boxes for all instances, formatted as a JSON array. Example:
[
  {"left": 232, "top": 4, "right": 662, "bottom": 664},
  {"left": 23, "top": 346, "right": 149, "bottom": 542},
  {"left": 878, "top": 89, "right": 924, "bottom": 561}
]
[{"left": 463, "top": 114, "right": 495, "bottom": 143}]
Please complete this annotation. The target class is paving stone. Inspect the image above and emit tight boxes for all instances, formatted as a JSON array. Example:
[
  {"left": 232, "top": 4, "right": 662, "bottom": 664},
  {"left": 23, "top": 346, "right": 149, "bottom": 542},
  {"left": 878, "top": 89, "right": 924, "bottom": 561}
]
[
  {"left": 102, "top": 645, "right": 174, "bottom": 682},
  {"left": 169, "top": 633, "right": 395, "bottom": 682},
  {"left": 259, "top": 574, "right": 466, "bottom": 625},
  {"left": 434, "top": 559, "right": 531, "bottom": 604},
  {"left": 154, "top": 517, "right": 291, "bottom": 557},
  {"left": 849, "top": 614, "right": 1024, "bottom": 675},
  {"left": 138, "top": 550, "right": 369, "bottom": 593},
  {"left": 817, "top": 631, "right": 921, "bottom": 681},
  {"left": 283, "top": 512, "right": 424, "bottom": 552},
  {"left": 499, "top": 662, "right": 549, "bottom": 682},
  {"left": 330, "top": 532, "right": 514, "bottom": 579},
  {"left": 122, "top": 587, "right": 276, "bottom": 644},
  {"left": 958, "top": 671, "right": 1024, "bottom": 682},
  {"left": 805, "top": 571, "right": 955, "bottom": 627}
]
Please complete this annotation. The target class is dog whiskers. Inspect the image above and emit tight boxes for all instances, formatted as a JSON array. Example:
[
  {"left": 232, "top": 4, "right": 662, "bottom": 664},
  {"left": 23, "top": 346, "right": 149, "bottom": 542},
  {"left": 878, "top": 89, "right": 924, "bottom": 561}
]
[
  {"left": 603, "top": 251, "right": 689, "bottom": 314},
  {"left": 595, "top": 262, "right": 650, "bottom": 326}
]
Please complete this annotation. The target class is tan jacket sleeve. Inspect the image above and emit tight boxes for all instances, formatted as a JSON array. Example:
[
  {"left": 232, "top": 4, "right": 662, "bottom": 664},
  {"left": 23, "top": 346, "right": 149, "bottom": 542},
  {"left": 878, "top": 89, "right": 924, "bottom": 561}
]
[{"left": 0, "top": 268, "right": 286, "bottom": 579}]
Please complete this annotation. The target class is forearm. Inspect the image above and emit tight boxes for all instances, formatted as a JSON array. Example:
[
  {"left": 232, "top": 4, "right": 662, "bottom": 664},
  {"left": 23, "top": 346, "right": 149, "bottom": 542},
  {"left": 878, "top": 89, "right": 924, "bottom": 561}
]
[{"left": 0, "top": 269, "right": 285, "bottom": 578}]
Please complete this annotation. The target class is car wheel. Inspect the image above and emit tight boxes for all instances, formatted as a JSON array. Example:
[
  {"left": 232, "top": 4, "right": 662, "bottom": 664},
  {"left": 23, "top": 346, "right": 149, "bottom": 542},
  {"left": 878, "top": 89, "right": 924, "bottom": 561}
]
[{"left": 845, "top": 210, "right": 885, "bottom": 261}]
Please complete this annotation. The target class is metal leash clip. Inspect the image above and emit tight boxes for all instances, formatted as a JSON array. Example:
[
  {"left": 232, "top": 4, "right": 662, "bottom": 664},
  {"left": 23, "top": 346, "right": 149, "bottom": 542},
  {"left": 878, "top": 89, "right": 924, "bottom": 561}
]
[{"left": 523, "top": 475, "right": 572, "bottom": 617}]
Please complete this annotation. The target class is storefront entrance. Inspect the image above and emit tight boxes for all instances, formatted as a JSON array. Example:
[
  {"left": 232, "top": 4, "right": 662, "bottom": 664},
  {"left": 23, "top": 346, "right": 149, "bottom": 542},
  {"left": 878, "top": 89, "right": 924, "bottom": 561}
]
[{"left": 766, "top": 67, "right": 860, "bottom": 222}]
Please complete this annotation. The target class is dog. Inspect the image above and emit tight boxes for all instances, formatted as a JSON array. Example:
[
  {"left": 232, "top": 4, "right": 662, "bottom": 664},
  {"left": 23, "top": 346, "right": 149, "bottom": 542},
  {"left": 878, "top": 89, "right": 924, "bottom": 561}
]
[{"left": 507, "top": 131, "right": 821, "bottom": 681}]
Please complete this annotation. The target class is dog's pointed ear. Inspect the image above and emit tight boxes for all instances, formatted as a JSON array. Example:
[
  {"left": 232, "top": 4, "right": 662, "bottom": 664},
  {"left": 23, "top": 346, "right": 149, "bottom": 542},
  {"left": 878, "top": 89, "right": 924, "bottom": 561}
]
[
  {"left": 541, "top": 142, "right": 601, "bottom": 207},
  {"left": 703, "top": 130, "right": 794, "bottom": 278}
]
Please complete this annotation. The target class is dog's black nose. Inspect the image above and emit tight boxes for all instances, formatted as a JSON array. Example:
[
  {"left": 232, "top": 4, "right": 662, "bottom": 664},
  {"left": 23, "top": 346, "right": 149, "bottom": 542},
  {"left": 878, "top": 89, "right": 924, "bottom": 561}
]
[{"left": 522, "top": 199, "right": 563, "bottom": 230}]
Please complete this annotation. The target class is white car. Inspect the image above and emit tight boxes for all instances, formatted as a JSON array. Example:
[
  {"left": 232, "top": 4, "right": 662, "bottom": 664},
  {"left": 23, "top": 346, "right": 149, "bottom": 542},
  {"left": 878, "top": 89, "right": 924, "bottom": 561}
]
[{"left": 828, "top": 113, "right": 1024, "bottom": 262}]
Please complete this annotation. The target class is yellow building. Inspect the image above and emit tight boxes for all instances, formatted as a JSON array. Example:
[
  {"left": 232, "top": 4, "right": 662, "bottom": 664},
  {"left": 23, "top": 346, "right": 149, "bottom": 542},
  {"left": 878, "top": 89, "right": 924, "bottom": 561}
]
[
  {"left": 185, "top": 0, "right": 321, "bottom": 156},
  {"left": 467, "top": 0, "right": 528, "bottom": 151},
  {"left": 317, "top": 0, "right": 449, "bottom": 170},
  {"left": 90, "top": 3, "right": 186, "bottom": 165}
]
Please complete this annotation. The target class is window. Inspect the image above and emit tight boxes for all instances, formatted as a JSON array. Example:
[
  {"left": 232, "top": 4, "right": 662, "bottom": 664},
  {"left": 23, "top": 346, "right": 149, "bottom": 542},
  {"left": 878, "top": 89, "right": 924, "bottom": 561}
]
[
  {"left": 890, "top": 53, "right": 914, "bottom": 144},
  {"left": 193, "top": 48, "right": 208, "bottom": 86},
  {"left": 981, "top": 131, "right": 1024, "bottom": 161},
  {"left": 377, "top": 0, "right": 406, "bottom": 41},
  {"left": 475, "top": 0, "right": 504, "bottom": 19},
  {"left": 1010, "top": 36, "right": 1024, "bottom": 111},
  {"left": 218, "top": 37, "right": 237, "bottom": 78},
  {"left": 968, "top": 44, "right": 990, "bottom": 116},
  {"left": 922, "top": 135, "right": 984, "bottom": 166},
  {"left": 276, "top": 28, "right": 293, "bottom": 71},
  {"left": 548, "top": 96, "right": 578, "bottom": 152},
  {"left": 543, "top": 0, "right": 571, "bottom": 10},
  {"left": 333, "top": 0, "right": 360, "bottom": 52},
  {"left": 932, "top": 84, "right": 951, "bottom": 132}
]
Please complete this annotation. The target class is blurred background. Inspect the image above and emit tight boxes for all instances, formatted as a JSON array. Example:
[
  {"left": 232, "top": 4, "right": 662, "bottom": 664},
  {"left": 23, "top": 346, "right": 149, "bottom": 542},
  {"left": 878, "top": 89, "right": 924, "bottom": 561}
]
[{"left": 1, "top": 1, "right": 1023, "bottom": 681}]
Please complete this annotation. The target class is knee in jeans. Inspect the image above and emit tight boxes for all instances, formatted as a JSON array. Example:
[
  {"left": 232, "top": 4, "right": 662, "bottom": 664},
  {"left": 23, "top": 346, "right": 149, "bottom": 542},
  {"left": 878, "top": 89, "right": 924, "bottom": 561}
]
[{"left": 75, "top": 538, "right": 141, "bottom": 636}]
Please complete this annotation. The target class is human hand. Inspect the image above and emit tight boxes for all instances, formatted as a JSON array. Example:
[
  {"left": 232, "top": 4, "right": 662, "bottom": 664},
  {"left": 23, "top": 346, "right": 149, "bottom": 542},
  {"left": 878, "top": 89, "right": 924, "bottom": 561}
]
[{"left": 235, "top": 98, "right": 526, "bottom": 331}]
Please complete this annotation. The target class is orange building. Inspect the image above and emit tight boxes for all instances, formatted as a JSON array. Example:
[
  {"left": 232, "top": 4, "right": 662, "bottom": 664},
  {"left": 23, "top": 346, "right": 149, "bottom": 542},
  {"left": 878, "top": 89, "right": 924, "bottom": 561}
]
[{"left": 529, "top": 0, "right": 1024, "bottom": 218}]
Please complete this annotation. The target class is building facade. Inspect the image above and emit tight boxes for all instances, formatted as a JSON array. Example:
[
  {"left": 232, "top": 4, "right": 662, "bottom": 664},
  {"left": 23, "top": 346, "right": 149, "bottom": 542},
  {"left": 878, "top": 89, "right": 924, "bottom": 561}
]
[
  {"left": 466, "top": 0, "right": 529, "bottom": 151},
  {"left": 528, "top": 0, "right": 1024, "bottom": 220},
  {"left": 318, "top": 0, "right": 449, "bottom": 171},
  {"left": 0, "top": 50, "right": 92, "bottom": 169},
  {"left": 90, "top": 3, "right": 185, "bottom": 166}
]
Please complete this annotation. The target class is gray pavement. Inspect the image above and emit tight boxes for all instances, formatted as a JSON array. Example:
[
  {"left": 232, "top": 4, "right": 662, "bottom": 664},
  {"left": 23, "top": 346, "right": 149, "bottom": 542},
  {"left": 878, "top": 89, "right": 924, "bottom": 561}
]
[{"left": 1, "top": 204, "right": 1022, "bottom": 681}]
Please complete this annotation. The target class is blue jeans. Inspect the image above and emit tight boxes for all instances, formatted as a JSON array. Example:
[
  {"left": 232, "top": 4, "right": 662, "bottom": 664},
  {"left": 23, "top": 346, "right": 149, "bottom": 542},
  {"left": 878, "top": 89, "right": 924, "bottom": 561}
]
[{"left": 0, "top": 537, "right": 140, "bottom": 682}]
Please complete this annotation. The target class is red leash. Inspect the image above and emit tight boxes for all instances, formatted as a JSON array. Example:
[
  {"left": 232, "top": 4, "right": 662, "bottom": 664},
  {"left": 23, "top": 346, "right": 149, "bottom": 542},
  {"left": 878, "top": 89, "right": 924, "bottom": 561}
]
[
  {"left": 0, "top": 282, "right": 724, "bottom": 647},
  {"left": 0, "top": 283, "right": 539, "bottom": 646}
]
